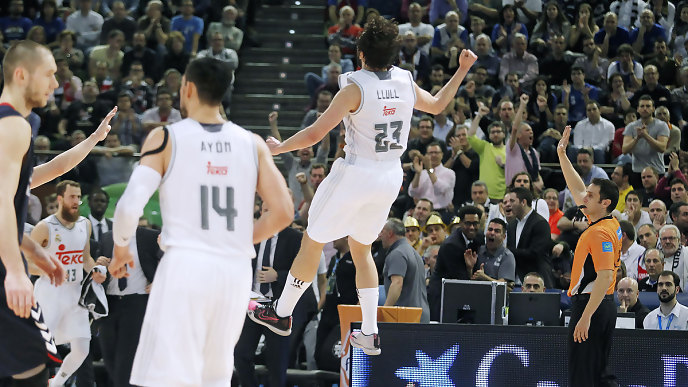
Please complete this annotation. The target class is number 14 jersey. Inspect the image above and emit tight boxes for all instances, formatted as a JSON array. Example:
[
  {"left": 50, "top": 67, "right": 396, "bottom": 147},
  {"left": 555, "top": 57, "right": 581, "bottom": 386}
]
[
  {"left": 158, "top": 119, "right": 258, "bottom": 259},
  {"left": 339, "top": 66, "right": 416, "bottom": 162}
]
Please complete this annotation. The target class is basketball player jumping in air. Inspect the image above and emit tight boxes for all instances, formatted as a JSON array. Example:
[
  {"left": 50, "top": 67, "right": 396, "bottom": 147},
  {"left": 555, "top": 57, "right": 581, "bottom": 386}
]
[{"left": 250, "top": 16, "right": 477, "bottom": 355}]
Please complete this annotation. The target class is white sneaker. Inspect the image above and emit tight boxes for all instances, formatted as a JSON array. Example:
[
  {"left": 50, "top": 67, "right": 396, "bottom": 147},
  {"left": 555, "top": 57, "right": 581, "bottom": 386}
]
[{"left": 349, "top": 331, "right": 381, "bottom": 355}]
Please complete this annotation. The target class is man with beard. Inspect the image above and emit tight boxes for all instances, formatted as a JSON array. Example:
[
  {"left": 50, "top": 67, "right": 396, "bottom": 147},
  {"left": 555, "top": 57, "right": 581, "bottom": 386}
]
[
  {"left": 659, "top": 225, "right": 688, "bottom": 290},
  {"left": 639, "top": 248, "right": 665, "bottom": 292},
  {"left": 30, "top": 181, "right": 107, "bottom": 387},
  {"left": 121, "top": 32, "right": 158, "bottom": 81},
  {"left": 640, "top": 167, "right": 659, "bottom": 208},
  {"left": 428, "top": 205, "right": 483, "bottom": 320},
  {"left": 464, "top": 218, "right": 515, "bottom": 284},
  {"left": 643, "top": 271, "right": 688, "bottom": 330},
  {"left": 622, "top": 95, "right": 669, "bottom": 182},
  {"left": 506, "top": 94, "right": 542, "bottom": 190},
  {"left": 505, "top": 187, "right": 554, "bottom": 287},
  {"left": 616, "top": 277, "right": 650, "bottom": 328}
]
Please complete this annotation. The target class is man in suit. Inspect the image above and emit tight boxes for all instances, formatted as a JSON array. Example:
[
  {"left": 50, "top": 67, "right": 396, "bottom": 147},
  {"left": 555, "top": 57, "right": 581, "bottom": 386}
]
[
  {"left": 428, "top": 205, "right": 484, "bottom": 321},
  {"left": 88, "top": 187, "right": 113, "bottom": 244},
  {"left": 234, "top": 202, "right": 317, "bottom": 387},
  {"left": 98, "top": 226, "right": 162, "bottom": 387},
  {"left": 505, "top": 187, "right": 555, "bottom": 288}
]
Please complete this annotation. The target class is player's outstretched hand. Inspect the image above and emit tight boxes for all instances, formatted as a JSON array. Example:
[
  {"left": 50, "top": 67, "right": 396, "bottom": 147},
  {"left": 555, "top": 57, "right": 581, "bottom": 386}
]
[
  {"left": 110, "top": 244, "right": 135, "bottom": 279},
  {"left": 265, "top": 136, "right": 283, "bottom": 155},
  {"left": 458, "top": 49, "right": 478, "bottom": 68},
  {"left": 4, "top": 271, "right": 35, "bottom": 319},
  {"left": 92, "top": 106, "right": 118, "bottom": 142},
  {"left": 557, "top": 125, "right": 571, "bottom": 156}
]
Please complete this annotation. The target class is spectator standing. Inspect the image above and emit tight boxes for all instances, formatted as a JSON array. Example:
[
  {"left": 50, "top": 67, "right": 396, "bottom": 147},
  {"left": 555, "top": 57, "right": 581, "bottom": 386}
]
[
  {"left": 170, "top": 0, "right": 204, "bottom": 56},
  {"left": 137, "top": 0, "right": 170, "bottom": 55},
  {"left": 506, "top": 95, "right": 541, "bottom": 189},
  {"left": 111, "top": 91, "right": 144, "bottom": 148},
  {"left": 544, "top": 188, "right": 563, "bottom": 239},
  {"left": 65, "top": 0, "right": 104, "bottom": 50},
  {"left": 562, "top": 66, "right": 601, "bottom": 123},
  {"left": 622, "top": 95, "right": 670, "bottom": 177},
  {"left": 380, "top": 218, "right": 430, "bottom": 323},
  {"left": 408, "top": 142, "right": 456, "bottom": 217},
  {"left": 643, "top": 271, "right": 688, "bottom": 329},
  {"left": 444, "top": 125, "right": 479, "bottom": 208},
  {"left": 468, "top": 106, "right": 506, "bottom": 201}
]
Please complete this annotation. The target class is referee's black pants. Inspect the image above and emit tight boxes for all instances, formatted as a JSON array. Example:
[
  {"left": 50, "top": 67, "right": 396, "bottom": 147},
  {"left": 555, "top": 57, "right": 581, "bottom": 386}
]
[{"left": 568, "top": 294, "right": 618, "bottom": 387}]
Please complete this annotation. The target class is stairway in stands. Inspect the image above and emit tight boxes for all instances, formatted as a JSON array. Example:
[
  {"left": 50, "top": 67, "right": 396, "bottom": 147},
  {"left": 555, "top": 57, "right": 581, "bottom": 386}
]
[{"left": 230, "top": 0, "right": 326, "bottom": 138}]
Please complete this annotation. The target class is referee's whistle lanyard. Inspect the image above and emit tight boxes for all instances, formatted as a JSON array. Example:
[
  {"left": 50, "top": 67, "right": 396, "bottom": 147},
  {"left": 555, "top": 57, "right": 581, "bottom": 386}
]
[{"left": 658, "top": 314, "right": 674, "bottom": 330}]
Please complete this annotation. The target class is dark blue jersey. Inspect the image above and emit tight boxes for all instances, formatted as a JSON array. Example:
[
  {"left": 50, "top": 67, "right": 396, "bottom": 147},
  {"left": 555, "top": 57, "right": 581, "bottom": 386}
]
[{"left": 0, "top": 103, "right": 38, "bottom": 246}]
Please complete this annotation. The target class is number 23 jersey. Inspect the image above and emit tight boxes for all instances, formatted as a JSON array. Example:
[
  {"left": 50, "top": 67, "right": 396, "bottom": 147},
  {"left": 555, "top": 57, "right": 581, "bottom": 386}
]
[
  {"left": 339, "top": 66, "right": 416, "bottom": 162},
  {"left": 158, "top": 119, "right": 258, "bottom": 259}
]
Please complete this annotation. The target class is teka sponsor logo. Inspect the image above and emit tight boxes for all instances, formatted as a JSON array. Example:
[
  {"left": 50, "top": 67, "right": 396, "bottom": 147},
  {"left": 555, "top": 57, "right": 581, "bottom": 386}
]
[
  {"left": 382, "top": 106, "right": 396, "bottom": 116},
  {"left": 56, "top": 244, "right": 83, "bottom": 265},
  {"left": 207, "top": 161, "right": 228, "bottom": 175}
]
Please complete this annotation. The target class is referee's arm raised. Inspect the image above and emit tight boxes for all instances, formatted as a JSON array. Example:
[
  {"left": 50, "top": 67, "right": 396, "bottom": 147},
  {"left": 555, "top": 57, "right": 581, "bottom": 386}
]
[{"left": 557, "top": 125, "right": 587, "bottom": 207}]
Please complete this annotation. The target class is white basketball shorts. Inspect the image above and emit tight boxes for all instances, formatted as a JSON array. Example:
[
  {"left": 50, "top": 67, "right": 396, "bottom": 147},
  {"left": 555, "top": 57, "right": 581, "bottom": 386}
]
[
  {"left": 130, "top": 248, "right": 252, "bottom": 387},
  {"left": 307, "top": 156, "right": 403, "bottom": 245},
  {"left": 33, "top": 279, "right": 90, "bottom": 345}
]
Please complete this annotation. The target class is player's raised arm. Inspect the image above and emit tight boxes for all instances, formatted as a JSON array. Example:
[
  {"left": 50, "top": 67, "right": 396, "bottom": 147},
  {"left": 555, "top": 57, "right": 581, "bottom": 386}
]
[
  {"left": 266, "top": 84, "right": 360, "bottom": 155},
  {"left": 414, "top": 49, "right": 478, "bottom": 115},
  {"left": 0, "top": 116, "right": 34, "bottom": 318},
  {"left": 557, "top": 125, "right": 587, "bottom": 207},
  {"left": 31, "top": 107, "right": 118, "bottom": 188},
  {"left": 110, "top": 126, "right": 168, "bottom": 278},
  {"left": 253, "top": 134, "right": 294, "bottom": 243}
]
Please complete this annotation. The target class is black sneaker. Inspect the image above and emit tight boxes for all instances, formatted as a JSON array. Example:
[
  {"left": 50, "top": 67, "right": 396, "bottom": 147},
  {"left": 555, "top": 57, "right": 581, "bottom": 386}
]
[
  {"left": 350, "top": 331, "right": 381, "bottom": 355},
  {"left": 248, "top": 301, "right": 292, "bottom": 336}
]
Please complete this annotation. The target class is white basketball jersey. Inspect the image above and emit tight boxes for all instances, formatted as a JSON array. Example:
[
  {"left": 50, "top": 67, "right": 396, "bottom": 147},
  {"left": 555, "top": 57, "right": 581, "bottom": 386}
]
[
  {"left": 43, "top": 215, "right": 89, "bottom": 285},
  {"left": 338, "top": 66, "right": 416, "bottom": 162},
  {"left": 159, "top": 119, "right": 258, "bottom": 258}
]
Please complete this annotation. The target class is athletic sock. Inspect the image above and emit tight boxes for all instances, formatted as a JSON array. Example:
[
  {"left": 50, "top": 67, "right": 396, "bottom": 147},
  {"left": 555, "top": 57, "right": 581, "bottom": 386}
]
[
  {"left": 274, "top": 272, "right": 311, "bottom": 318},
  {"left": 358, "top": 287, "right": 379, "bottom": 335},
  {"left": 51, "top": 338, "right": 89, "bottom": 386}
]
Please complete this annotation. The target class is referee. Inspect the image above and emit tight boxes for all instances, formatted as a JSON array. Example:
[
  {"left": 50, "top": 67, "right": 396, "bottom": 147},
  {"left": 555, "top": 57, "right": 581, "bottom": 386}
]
[{"left": 557, "top": 126, "right": 622, "bottom": 387}]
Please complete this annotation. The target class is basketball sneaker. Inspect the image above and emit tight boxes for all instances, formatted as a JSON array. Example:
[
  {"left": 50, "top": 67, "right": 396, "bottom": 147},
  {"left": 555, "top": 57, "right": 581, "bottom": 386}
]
[
  {"left": 248, "top": 301, "right": 292, "bottom": 336},
  {"left": 350, "top": 331, "right": 381, "bottom": 355}
]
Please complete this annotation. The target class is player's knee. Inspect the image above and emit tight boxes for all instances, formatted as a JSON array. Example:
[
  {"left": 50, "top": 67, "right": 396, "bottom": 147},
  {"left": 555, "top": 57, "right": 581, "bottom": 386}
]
[
  {"left": 12, "top": 365, "right": 48, "bottom": 387},
  {"left": 70, "top": 338, "right": 91, "bottom": 361}
]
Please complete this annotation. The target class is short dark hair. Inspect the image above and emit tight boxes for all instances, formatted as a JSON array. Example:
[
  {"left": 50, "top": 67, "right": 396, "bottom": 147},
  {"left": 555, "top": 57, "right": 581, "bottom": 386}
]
[
  {"left": 431, "top": 64, "right": 445, "bottom": 73},
  {"left": 669, "top": 201, "right": 688, "bottom": 222},
  {"left": 356, "top": 15, "right": 401, "bottom": 70},
  {"left": 184, "top": 57, "right": 234, "bottom": 105},
  {"left": 638, "top": 94, "right": 654, "bottom": 106},
  {"left": 618, "top": 220, "right": 636, "bottom": 240},
  {"left": 586, "top": 100, "right": 600, "bottom": 109},
  {"left": 310, "top": 163, "right": 327, "bottom": 174},
  {"left": 156, "top": 87, "right": 171, "bottom": 99},
  {"left": 426, "top": 142, "right": 443, "bottom": 152},
  {"left": 670, "top": 178, "right": 688, "bottom": 190},
  {"left": 418, "top": 115, "right": 434, "bottom": 126},
  {"left": 659, "top": 270, "right": 681, "bottom": 287},
  {"left": 510, "top": 187, "right": 533, "bottom": 206},
  {"left": 89, "top": 187, "right": 110, "bottom": 202},
  {"left": 417, "top": 198, "right": 434, "bottom": 211},
  {"left": 56, "top": 180, "right": 80, "bottom": 197},
  {"left": 592, "top": 178, "right": 619, "bottom": 213},
  {"left": 625, "top": 190, "right": 642, "bottom": 203},
  {"left": 570, "top": 65, "right": 584, "bottom": 74},
  {"left": 458, "top": 204, "right": 483, "bottom": 220},
  {"left": 617, "top": 44, "right": 634, "bottom": 55},
  {"left": 577, "top": 147, "right": 593, "bottom": 158},
  {"left": 619, "top": 163, "right": 633, "bottom": 179},
  {"left": 488, "top": 218, "right": 507, "bottom": 234},
  {"left": 524, "top": 271, "right": 543, "bottom": 282}
]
